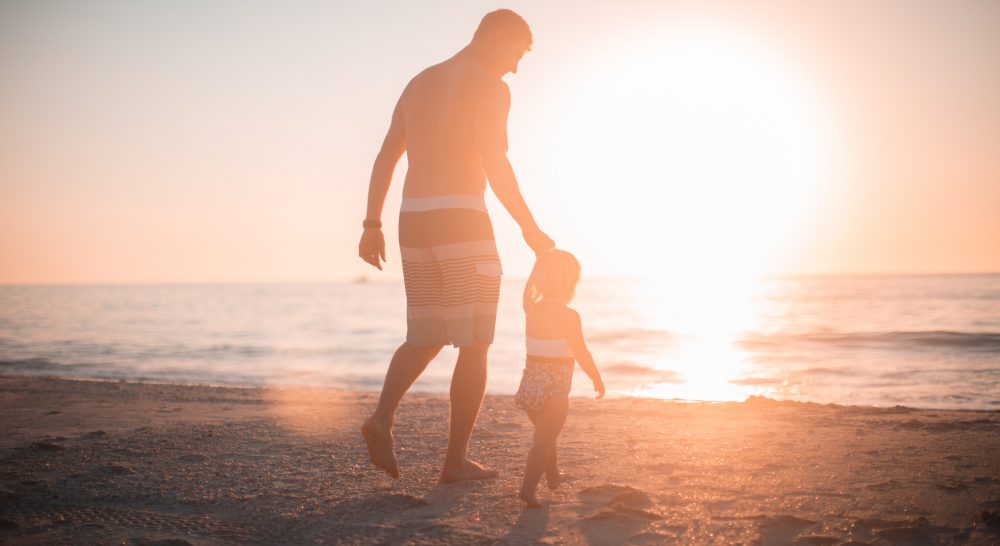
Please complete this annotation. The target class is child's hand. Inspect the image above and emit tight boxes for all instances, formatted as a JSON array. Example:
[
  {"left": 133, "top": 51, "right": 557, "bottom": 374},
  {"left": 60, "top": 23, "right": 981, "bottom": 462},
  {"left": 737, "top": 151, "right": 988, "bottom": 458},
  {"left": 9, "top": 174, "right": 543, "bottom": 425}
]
[{"left": 593, "top": 378, "right": 605, "bottom": 399}]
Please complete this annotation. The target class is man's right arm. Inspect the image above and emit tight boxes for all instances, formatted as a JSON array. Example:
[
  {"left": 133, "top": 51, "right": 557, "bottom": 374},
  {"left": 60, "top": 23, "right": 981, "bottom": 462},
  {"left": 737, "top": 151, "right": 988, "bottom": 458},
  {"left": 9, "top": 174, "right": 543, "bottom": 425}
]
[
  {"left": 476, "top": 80, "right": 554, "bottom": 255},
  {"left": 359, "top": 98, "right": 406, "bottom": 270}
]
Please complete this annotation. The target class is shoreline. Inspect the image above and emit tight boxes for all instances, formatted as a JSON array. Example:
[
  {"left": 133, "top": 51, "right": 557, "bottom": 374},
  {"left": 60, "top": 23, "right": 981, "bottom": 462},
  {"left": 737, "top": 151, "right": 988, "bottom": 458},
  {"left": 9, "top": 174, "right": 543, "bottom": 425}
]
[
  {"left": 2, "top": 375, "right": 999, "bottom": 544},
  {"left": 2, "top": 370, "right": 997, "bottom": 413}
]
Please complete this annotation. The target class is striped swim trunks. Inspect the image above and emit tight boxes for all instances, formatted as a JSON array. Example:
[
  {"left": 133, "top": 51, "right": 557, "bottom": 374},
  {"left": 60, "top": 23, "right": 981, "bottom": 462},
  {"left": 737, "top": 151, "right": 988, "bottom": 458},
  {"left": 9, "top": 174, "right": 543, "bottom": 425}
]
[{"left": 399, "top": 195, "right": 502, "bottom": 347}]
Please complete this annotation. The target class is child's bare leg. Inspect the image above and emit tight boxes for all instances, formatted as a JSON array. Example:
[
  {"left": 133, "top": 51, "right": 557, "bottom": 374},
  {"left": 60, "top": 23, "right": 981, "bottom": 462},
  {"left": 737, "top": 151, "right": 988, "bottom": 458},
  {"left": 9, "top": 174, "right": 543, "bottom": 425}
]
[
  {"left": 519, "top": 397, "right": 569, "bottom": 508},
  {"left": 545, "top": 449, "right": 564, "bottom": 490}
]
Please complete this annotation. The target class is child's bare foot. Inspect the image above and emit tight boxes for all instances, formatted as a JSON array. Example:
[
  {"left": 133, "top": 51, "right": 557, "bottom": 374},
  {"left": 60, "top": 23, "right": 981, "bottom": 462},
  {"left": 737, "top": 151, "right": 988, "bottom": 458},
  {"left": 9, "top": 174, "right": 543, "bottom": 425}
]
[
  {"left": 439, "top": 459, "right": 499, "bottom": 484},
  {"left": 546, "top": 471, "right": 570, "bottom": 490},
  {"left": 518, "top": 489, "right": 544, "bottom": 509},
  {"left": 361, "top": 417, "right": 400, "bottom": 479}
]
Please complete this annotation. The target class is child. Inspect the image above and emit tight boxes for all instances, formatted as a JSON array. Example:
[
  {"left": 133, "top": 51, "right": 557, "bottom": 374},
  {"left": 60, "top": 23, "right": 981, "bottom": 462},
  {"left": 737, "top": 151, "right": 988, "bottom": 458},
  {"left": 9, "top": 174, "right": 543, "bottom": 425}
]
[{"left": 515, "top": 249, "right": 605, "bottom": 508}]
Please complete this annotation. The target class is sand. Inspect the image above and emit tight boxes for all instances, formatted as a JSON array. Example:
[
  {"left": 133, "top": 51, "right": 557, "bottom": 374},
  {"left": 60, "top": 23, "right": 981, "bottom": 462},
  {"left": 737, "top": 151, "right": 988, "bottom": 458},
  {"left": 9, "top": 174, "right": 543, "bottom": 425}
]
[{"left": 1, "top": 376, "right": 999, "bottom": 545}]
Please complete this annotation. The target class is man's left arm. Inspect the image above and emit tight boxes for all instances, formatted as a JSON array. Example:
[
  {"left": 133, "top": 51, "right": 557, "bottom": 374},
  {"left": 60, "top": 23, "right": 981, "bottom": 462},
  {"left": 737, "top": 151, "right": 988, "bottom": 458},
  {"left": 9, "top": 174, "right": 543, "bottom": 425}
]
[{"left": 476, "top": 81, "right": 554, "bottom": 254}]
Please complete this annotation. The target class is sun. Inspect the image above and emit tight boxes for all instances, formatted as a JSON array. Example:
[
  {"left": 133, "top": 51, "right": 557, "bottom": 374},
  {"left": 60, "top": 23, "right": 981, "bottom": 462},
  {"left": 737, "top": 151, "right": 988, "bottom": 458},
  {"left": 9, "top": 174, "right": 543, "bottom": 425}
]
[{"left": 541, "top": 25, "right": 837, "bottom": 279}]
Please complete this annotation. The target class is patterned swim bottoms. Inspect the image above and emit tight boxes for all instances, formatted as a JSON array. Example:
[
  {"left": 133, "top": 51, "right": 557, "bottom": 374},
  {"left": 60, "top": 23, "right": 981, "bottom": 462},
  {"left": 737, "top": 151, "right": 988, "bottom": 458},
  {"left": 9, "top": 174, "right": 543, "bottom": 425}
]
[
  {"left": 515, "top": 360, "right": 574, "bottom": 420},
  {"left": 399, "top": 195, "right": 502, "bottom": 347}
]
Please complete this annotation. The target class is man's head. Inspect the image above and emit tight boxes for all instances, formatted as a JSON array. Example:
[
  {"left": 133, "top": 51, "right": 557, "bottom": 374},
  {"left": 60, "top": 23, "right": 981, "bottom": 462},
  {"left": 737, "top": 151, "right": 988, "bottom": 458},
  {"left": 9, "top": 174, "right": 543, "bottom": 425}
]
[{"left": 472, "top": 9, "right": 532, "bottom": 76}]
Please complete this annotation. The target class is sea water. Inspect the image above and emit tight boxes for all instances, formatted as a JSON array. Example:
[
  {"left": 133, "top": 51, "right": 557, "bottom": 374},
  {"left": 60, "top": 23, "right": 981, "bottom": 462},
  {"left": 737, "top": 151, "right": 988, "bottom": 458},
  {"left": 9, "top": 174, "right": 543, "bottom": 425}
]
[{"left": 1, "top": 274, "right": 998, "bottom": 409}]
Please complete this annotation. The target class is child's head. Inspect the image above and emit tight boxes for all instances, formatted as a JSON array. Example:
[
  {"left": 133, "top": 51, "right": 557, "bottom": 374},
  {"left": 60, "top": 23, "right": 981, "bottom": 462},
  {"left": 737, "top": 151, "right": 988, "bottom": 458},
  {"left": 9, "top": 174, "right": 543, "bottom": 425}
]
[{"left": 523, "top": 249, "right": 581, "bottom": 309}]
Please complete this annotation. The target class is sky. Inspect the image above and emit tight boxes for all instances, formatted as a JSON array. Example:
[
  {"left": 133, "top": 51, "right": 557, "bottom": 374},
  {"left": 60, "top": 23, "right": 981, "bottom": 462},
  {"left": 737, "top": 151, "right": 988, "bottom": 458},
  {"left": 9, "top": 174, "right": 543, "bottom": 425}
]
[{"left": 1, "top": 0, "right": 998, "bottom": 284}]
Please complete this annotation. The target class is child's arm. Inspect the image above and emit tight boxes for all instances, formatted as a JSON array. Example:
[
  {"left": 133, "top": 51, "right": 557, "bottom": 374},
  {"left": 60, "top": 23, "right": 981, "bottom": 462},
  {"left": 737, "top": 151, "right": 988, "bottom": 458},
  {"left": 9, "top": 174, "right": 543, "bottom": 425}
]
[{"left": 565, "top": 308, "right": 605, "bottom": 399}]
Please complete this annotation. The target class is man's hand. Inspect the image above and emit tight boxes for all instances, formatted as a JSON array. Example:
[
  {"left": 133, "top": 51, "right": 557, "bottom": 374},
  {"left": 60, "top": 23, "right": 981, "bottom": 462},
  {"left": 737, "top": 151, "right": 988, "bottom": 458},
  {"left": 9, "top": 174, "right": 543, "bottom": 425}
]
[
  {"left": 358, "top": 228, "right": 386, "bottom": 270},
  {"left": 523, "top": 227, "right": 555, "bottom": 256}
]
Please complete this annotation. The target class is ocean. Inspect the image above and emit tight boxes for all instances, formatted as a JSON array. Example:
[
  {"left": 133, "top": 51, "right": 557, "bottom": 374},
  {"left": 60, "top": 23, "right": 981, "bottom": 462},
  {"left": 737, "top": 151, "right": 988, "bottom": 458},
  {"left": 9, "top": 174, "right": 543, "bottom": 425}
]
[{"left": 1, "top": 274, "right": 998, "bottom": 409}]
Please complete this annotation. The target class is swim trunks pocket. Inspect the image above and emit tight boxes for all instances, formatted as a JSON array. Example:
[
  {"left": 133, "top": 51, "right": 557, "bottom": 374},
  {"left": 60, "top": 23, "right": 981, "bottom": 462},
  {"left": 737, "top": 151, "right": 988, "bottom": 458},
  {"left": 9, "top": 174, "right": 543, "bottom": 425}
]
[{"left": 475, "top": 262, "right": 502, "bottom": 277}]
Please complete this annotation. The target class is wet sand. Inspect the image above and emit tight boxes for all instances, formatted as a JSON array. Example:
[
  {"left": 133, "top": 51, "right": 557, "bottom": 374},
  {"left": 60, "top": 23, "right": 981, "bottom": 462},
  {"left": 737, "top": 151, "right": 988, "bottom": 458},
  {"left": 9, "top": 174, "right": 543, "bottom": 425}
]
[{"left": 1, "top": 375, "right": 999, "bottom": 545}]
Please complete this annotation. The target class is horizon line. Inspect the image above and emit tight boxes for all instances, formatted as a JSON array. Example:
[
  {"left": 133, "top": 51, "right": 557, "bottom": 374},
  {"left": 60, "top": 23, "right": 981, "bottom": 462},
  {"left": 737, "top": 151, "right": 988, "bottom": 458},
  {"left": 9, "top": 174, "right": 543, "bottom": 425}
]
[{"left": 2, "top": 270, "right": 999, "bottom": 287}]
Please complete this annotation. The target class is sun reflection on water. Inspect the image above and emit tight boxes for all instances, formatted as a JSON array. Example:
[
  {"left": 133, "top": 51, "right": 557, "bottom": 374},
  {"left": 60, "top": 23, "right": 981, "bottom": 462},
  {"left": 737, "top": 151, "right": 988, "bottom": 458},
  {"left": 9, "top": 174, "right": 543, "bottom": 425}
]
[{"left": 618, "top": 274, "right": 773, "bottom": 402}]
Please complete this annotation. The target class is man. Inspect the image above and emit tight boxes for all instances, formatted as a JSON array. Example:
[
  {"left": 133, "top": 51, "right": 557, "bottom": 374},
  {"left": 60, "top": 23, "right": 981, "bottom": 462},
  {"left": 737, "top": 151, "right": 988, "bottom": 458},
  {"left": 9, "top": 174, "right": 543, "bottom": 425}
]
[{"left": 358, "top": 9, "right": 554, "bottom": 483}]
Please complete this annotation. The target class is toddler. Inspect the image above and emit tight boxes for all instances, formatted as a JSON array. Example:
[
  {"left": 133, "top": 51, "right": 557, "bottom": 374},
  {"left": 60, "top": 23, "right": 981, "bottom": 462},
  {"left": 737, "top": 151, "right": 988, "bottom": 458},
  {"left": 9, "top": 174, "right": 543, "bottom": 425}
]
[{"left": 515, "top": 249, "right": 604, "bottom": 507}]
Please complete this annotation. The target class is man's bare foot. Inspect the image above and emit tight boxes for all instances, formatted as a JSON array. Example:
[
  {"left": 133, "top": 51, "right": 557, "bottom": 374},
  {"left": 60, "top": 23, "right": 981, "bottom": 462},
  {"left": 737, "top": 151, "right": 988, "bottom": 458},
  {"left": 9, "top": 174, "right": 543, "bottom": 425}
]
[
  {"left": 546, "top": 471, "right": 570, "bottom": 490},
  {"left": 360, "top": 417, "right": 400, "bottom": 479},
  {"left": 439, "top": 459, "right": 499, "bottom": 484},
  {"left": 518, "top": 489, "right": 544, "bottom": 509}
]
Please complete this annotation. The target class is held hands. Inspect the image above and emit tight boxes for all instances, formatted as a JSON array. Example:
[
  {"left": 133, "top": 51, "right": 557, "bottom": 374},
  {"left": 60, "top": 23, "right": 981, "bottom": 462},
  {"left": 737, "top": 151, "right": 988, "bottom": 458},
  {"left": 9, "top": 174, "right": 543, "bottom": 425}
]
[
  {"left": 523, "top": 226, "right": 555, "bottom": 256},
  {"left": 593, "top": 377, "right": 606, "bottom": 400},
  {"left": 358, "top": 228, "right": 386, "bottom": 270}
]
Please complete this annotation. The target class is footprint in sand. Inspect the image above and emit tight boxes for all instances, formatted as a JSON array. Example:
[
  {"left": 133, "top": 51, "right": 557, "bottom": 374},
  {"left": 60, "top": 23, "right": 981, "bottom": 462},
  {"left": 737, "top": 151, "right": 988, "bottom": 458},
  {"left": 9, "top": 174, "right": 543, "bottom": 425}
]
[
  {"left": 576, "top": 485, "right": 665, "bottom": 546},
  {"left": 585, "top": 505, "right": 663, "bottom": 522},
  {"left": 334, "top": 493, "right": 430, "bottom": 521},
  {"left": 577, "top": 484, "right": 644, "bottom": 503},
  {"left": 360, "top": 493, "right": 429, "bottom": 511},
  {"left": 577, "top": 484, "right": 663, "bottom": 521},
  {"left": 757, "top": 514, "right": 817, "bottom": 546}
]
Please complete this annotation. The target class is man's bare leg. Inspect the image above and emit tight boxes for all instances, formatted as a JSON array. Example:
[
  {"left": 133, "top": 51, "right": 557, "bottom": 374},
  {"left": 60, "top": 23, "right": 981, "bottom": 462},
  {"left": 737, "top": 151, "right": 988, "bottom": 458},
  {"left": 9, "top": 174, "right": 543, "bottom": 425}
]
[
  {"left": 440, "top": 342, "right": 498, "bottom": 483},
  {"left": 362, "top": 341, "right": 443, "bottom": 478}
]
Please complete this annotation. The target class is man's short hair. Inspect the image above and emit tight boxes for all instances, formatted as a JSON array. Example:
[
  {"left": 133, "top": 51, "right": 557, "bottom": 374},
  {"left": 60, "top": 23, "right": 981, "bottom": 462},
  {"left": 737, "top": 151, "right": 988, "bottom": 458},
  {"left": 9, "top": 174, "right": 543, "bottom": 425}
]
[{"left": 473, "top": 9, "right": 532, "bottom": 46}]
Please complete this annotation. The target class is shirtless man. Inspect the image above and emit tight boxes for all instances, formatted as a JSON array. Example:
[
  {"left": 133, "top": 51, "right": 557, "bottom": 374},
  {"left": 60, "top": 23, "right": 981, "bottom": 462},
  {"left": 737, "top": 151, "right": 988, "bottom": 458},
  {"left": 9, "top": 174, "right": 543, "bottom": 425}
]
[{"left": 358, "top": 9, "right": 554, "bottom": 482}]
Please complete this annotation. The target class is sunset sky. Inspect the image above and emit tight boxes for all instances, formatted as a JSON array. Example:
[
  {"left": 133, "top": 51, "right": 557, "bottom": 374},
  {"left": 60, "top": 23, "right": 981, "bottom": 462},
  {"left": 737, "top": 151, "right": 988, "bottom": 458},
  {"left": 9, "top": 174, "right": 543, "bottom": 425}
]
[{"left": 2, "top": 0, "right": 998, "bottom": 284}]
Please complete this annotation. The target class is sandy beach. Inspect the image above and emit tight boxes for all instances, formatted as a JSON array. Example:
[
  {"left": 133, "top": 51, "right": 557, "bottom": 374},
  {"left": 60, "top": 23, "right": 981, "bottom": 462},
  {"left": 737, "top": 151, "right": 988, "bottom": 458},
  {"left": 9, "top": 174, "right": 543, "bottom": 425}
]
[{"left": 1, "top": 376, "right": 998, "bottom": 545}]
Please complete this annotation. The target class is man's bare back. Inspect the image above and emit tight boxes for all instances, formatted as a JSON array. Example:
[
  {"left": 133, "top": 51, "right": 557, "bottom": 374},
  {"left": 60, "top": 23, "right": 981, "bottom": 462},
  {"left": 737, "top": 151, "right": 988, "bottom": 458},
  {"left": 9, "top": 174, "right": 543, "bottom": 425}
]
[{"left": 398, "top": 59, "right": 509, "bottom": 198}]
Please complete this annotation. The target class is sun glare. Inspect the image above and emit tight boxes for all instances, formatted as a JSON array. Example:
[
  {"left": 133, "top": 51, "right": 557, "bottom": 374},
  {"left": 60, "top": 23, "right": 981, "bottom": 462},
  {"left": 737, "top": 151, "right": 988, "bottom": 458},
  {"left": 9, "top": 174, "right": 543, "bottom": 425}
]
[
  {"left": 530, "top": 25, "right": 841, "bottom": 401},
  {"left": 622, "top": 274, "right": 767, "bottom": 402},
  {"left": 545, "top": 25, "right": 837, "bottom": 278}
]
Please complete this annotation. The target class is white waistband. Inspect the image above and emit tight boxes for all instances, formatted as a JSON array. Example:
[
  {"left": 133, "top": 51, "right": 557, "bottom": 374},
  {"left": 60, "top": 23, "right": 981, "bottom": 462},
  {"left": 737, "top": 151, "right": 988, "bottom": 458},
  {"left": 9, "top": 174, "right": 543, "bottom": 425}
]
[
  {"left": 526, "top": 337, "right": 573, "bottom": 358},
  {"left": 401, "top": 195, "right": 487, "bottom": 213}
]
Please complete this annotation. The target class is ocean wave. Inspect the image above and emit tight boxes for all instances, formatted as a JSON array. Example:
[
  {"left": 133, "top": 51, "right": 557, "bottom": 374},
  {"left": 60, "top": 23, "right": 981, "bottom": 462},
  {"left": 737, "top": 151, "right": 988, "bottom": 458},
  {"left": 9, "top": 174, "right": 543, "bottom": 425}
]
[
  {"left": 0, "top": 358, "right": 395, "bottom": 389},
  {"left": 603, "top": 362, "right": 682, "bottom": 383},
  {"left": 587, "top": 328, "right": 677, "bottom": 345},
  {"left": 740, "top": 330, "right": 1000, "bottom": 352},
  {"left": 0, "top": 358, "right": 74, "bottom": 372}
]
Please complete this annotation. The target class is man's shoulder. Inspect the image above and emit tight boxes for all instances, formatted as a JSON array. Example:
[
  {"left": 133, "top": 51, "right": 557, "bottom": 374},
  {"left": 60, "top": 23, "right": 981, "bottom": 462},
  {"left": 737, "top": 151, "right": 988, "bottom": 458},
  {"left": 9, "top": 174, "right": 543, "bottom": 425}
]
[
  {"left": 404, "top": 64, "right": 440, "bottom": 92},
  {"left": 458, "top": 63, "right": 507, "bottom": 93},
  {"left": 481, "top": 75, "right": 509, "bottom": 96},
  {"left": 470, "top": 72, "right": 509, "bottom": 106},
  {"left": 401, "top": 59, "right": 508, "bottom": 108},
  {"left": 435, "top": 59, "right": 509, "bottom": 94}
]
